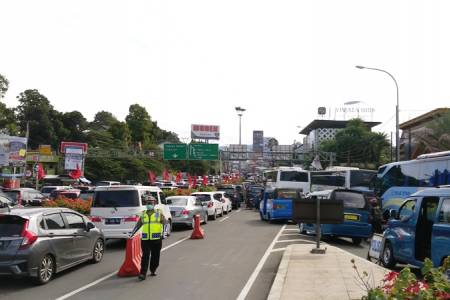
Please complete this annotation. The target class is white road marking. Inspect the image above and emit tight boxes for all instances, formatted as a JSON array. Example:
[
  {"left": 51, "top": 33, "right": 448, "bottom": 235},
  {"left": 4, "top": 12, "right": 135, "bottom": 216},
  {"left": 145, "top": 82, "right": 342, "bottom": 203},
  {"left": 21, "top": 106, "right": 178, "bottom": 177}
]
[
  {"left": 55, "top": 236, "right": 191, "bottom": 300},
  {"left": 219, "top": 209, "right": 240, "bottom": 222},
  {"left": 275, "top": 238, "right": 315, "bottom": 244},
  {"left": 236, "top": 225, "right": 286, "bottom": 300},
  {"left": 283, "top": 228, "right": 299, "bottom": 231},
  {"left": 280, "top": 233, "right": 301, "bottom": 237},
  {"left": 270, "top": 248, "right": 287, "bottom": 253}
]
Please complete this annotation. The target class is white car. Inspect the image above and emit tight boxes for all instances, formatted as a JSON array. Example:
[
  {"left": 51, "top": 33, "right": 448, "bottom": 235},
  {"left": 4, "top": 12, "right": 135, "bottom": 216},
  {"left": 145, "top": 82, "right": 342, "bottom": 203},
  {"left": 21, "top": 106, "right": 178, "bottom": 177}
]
[
  {"left": 216, "top": 191, "right": 232, "bottom": 214},
  {"left": 40, "top": 186, "right": 72, "bottom": 198},
  {"left": 191, "top": 192, "right": 224, "bottom": 220},
  {"left": 90, "top": 185, "right": 172, "bottom": 239}
]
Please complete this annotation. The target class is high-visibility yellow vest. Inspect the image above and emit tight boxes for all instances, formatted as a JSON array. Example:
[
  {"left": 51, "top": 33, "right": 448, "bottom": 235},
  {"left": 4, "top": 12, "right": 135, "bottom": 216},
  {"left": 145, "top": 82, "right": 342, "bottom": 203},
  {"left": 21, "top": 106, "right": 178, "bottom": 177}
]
[{"left": 141, "top": 210, "right": 163, "bottom": 240}]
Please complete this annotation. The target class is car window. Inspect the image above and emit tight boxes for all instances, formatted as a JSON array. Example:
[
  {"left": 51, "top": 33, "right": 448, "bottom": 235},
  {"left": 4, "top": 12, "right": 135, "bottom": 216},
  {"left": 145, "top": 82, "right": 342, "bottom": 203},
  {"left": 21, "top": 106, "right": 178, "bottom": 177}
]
[
  {"left": 93, "top": 190, "right": 140, "bottom": 207},
  {"left": 439, "top": 198, "right": 450, "bottom": 224},
  {"left": 334, "top": 191, "right": 366, "bottom": 209},
  {"left": 398, "top": 199, "right": 416, "bottom": 221},
  {"left": 44, "top": 213, "right": 66, "bottom": 230},
  {"left": 168, "top": 198, "right": 188, "bottom": 206},
  {"left": 213, "top": 194, "right": 222, "bottom": 200},
  {"left": 193, "top": 194, "right": 211, "bottom": 202},
  {"left": 63, "top": 213, "right": 86, "bottom": 229},
  {"left": 0, "top": 215, "right": 26, "bottom": 237}
]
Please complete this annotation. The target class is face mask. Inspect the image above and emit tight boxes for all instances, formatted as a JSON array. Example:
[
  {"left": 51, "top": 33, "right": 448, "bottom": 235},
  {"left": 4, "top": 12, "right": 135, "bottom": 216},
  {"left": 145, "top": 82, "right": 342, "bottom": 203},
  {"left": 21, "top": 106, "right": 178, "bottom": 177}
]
[{"left": 146, "top": 204, "right": 154, "bottom": 210}]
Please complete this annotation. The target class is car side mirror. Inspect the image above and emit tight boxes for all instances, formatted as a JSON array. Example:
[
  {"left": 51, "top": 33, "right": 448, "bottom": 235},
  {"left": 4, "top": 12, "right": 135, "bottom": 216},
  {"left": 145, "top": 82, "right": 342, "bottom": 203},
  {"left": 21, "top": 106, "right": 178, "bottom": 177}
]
[{"left": 86, "top": 222, "right": 95, "bottom": 232}]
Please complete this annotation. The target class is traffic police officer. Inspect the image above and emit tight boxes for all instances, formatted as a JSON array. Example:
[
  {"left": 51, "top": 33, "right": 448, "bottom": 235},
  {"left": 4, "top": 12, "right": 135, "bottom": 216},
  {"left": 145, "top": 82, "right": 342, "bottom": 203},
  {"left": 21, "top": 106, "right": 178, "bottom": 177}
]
[{"left": 130, "top": 195, "right": 166, "bottom": 280}]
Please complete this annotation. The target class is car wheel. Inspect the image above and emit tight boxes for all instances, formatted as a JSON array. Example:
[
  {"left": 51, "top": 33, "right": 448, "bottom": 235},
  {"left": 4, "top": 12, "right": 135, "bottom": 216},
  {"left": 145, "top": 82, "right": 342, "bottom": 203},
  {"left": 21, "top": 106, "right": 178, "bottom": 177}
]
[
  {"left": 35, "top": 255, "right": 55, "bottom": 285},
  {"left": 203, "top": 212, "right": 208, "bottom": 224},
  {"left": 91, "top": 239, "right": 104, "bottom": 263},
  {"left": 381, "top": 242, "right": 396, "bottom": 268},
  {"left": 352, "top": 237, "right": 362, "bottom": 245},
  {"left": 220, "top": 208, "right": 224, "bottom": 217},
  {"left": 212, "top": 210, "right": 217, "bottom": 220},
  {"left": 190, "top": 217, "right": 195, "bottom": 229}
]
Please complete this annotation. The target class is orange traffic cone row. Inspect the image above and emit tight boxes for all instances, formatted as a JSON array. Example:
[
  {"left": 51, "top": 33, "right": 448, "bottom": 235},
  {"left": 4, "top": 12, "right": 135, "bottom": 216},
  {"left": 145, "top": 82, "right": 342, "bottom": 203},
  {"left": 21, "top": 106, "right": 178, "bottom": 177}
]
[
  {"left": 118, "top": 234, "right": 142, "bottom": 276},
  {"left": 190, "top": 214, "right": 205, "bottom": 239}
]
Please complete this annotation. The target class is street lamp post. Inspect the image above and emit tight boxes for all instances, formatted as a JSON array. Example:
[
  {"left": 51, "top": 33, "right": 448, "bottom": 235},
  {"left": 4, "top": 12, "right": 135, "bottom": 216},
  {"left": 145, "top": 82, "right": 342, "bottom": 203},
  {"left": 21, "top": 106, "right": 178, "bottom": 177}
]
[
  {"left": 235, "top": 106, "right": 246, "bottom": 173},
  {"left": 356, "top": 65, "right": 400, "bottom": 162}
]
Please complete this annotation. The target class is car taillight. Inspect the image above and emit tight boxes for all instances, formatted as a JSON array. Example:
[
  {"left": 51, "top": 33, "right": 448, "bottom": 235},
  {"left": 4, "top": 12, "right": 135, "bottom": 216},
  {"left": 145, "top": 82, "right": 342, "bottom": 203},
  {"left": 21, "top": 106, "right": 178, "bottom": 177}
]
[
  {"left": 124, "top": 216, "right": 140, "bottom": 222},
  {"left": 90, "top": 216, "right": 102, "bottom": 222},
  {"left": 181, "top": 209, "right": 189, "bottom": 215},
  {"left": 207, "top": 202, "right": 213, "bottom": 208},
  {"left": 19, "top": 220, "right": 38, "bottom": 250}
]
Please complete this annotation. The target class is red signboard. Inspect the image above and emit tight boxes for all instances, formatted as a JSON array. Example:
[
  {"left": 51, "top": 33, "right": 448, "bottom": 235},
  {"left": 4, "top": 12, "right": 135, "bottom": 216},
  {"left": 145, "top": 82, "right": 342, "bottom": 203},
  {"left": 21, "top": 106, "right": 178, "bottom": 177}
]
[
  {"left": 191, "top": 124, "right": 220, "bottom": 140},
  {"left": 60, "top": 142, "right": 88, "bottom": 154}
]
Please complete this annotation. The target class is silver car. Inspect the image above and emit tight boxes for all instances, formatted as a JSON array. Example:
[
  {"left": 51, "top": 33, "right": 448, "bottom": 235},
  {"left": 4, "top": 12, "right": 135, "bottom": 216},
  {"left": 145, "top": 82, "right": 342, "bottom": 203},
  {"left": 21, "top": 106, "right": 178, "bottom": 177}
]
[
  {"left": 0, "top": 207, "right": 104, "bottom": 284},
  {"left": 167, "top": 196, "right": 208, "bottom": 228}
]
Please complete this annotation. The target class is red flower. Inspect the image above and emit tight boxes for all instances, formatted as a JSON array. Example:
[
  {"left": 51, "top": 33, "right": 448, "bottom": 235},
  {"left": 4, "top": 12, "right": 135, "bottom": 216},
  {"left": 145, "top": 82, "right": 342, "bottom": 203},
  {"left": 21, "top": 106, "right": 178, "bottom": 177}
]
[{"left": 383, "top": 271, "right": 399, "bottom": 282}]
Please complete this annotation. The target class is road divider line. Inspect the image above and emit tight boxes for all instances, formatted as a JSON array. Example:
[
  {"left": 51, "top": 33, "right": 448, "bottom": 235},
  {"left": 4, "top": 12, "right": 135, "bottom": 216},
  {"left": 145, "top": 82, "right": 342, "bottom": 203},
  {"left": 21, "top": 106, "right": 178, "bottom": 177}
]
[
  {"left": 270, "top": 248, "right": 287, "bottom": 253},
  {"left": 283, "top": 228, "right": 299, "bottom": 231},
  {"left": 219, "top": 209, "right": 241, "bottom": 223},
  {"left": 236, "top": 224, "right": 286, "bottom": 300},
  {"left": 280, "top": 233, "right": 302, "bottom": 237},
  {"left": 55, "top": 236, "right": 190, "bottom": 300},
  {"left": 219, "top": 216, "right": 231, "bottom": 222},
  {"left": 275, "top": 239, "right": 315, "bottom": 244}
]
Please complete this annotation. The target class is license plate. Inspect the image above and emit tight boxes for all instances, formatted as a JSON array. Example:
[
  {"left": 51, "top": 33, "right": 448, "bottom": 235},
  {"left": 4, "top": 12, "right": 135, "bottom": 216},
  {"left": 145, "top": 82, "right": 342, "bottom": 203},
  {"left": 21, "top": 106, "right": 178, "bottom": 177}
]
[
  {"left": 344, "top": 214, "right": 360, "bottom": 221},
  {"left": 105, "top": 218, "right": 121, "bottom": 225}
]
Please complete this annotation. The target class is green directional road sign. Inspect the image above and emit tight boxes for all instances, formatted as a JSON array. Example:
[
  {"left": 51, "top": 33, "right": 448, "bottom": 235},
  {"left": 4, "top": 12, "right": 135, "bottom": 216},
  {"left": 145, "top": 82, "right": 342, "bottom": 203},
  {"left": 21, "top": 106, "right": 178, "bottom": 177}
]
[
  {"left": 163, "top": 144, "right": 187, "bottom": 160},
  {"left": 189, "top": 144, "right": 219, "bottom": 160}
]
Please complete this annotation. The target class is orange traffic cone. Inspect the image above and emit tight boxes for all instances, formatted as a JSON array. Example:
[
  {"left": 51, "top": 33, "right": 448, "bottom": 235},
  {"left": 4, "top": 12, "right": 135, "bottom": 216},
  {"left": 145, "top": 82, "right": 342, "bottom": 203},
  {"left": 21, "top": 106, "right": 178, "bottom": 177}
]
[
  {"left": 190, "top": 214, "right": 205, "bottom": 239},
  {"left": 118, "top": 234, "right": 142, "bottom": 276}
]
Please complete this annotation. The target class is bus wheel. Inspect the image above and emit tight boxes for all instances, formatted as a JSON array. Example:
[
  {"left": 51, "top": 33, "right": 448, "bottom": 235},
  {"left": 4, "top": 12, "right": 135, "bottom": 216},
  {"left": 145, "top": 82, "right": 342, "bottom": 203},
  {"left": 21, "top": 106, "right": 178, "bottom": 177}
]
[
  {"left": 381, "top": 242, "right": 396, "bottom": 268},
  {"left": 352, "top": 237, "right": 362, "bottom": 245}
]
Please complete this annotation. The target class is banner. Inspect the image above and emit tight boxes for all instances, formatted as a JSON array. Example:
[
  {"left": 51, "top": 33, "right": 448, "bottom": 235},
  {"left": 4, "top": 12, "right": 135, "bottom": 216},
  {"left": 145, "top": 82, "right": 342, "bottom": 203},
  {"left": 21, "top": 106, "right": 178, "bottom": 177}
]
[
  {"left": 191, "top": 124, "right": 220, "bottom": 140},
  {"left": 0, "top": 135, "right": 27, "bottom": 167}
]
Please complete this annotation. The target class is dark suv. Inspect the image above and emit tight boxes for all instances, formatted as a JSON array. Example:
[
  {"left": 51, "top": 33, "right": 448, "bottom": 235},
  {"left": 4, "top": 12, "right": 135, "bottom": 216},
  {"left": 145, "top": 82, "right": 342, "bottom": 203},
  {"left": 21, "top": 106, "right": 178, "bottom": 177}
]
[
  {"left": 0, "top": 208, "right": 104, "bottom": 284},
  {"left": 216, "top": 185, "right": 241, "bottom": 209}
]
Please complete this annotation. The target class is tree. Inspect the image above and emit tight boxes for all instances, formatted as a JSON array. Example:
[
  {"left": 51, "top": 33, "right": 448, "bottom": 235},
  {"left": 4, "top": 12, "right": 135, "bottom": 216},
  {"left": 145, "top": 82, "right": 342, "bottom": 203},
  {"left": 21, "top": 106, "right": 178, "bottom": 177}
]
[
  {"left": 90, "top": 111, "right": 118, "bottom": 130},
  {"left": 16, "top": 89, "right": 58, "bottom": 148},
  {"left": 61, "top": 111, "right": 88, "bottom": 141},
  {"left": 414, "top": 112, "right": 450, "bottom": 152},
  {"left": 109, "top": 121, "right": 131, "bottom": 148},
  {"left": 0, "top": 74, "right": 9, "bottom": 99},
  {"left": 125, "top": 104, "right": 153, "bottom": 148},
  {"left": 0, "top": 101, "right": 17, "bottom": 135}
]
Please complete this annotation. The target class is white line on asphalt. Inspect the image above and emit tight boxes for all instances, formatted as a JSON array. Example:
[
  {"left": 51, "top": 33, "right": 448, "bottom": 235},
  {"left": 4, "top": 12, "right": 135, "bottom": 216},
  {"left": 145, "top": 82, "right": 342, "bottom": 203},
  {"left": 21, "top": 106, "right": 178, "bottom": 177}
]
[
  {"left": 236, "top": 224, "right": 286, "bottom": 300},
  {"left": 270, "top": 248, "right": 287, "bottom": 253},
  {"left": 283, "top": 228, "right": 299, "bottom": 231},
  {"left": 55, "top": 236, "right": 191, "bottom": 300},
  {"left": 275, "top": 239, "right": 315, "bottom": 244},
  {"left": 280, "top": 233, "right": 301, "bottom": 237},
  {"left": 219, "top": 209, "right": 240, "bottom": 222}
]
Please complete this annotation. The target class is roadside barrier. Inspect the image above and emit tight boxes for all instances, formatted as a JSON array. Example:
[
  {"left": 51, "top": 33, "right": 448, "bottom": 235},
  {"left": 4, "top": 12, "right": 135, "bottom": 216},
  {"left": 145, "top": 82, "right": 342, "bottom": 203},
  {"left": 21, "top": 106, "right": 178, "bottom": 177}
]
[
  {"left": 118, "top": 234, "right": 142, "bottom": 276},
  {"left": 190, "top": 214, "right": 205, "bottom": 239}
]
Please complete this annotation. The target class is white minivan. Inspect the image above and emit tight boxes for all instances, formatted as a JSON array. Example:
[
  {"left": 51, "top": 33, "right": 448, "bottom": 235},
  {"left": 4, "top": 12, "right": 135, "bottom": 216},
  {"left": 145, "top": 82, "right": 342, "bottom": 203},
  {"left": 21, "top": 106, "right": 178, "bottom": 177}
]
[{"left": 90, "top": 185, "right": 172, "bottom": 239}]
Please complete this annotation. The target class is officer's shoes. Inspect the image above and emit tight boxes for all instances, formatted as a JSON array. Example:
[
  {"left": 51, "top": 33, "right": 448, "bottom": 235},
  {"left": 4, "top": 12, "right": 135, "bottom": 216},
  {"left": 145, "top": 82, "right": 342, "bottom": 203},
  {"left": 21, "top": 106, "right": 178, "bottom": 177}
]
[
  {"left": 150, "top": 273, "right": 157, "bottom": 277},
  {"left": 138, "top": 274, "right": 146, "bottom": 281}
]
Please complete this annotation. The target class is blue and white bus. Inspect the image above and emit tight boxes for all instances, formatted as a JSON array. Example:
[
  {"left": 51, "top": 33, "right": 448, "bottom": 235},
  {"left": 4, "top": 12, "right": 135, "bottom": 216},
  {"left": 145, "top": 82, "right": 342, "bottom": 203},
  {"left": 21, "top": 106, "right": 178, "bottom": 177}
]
[
  {"left": 263, "top": 167, "right": 311, "bottom": 193},
  {"left": 375, "top": 151, "right": 450, "bottom": 212},
  {"left": 310, "top": 167, "right": 377, "bottom": 193}
]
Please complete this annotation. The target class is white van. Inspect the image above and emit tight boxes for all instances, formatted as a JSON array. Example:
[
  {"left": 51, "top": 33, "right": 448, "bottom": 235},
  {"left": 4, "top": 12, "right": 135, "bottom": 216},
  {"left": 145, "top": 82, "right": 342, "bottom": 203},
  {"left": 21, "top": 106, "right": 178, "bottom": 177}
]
[
  {"left": 263, "top": 167, "right": 311, "bottom": 193},
  {"left": 90, "top": 185, "right": 172, "bottom": 239}
]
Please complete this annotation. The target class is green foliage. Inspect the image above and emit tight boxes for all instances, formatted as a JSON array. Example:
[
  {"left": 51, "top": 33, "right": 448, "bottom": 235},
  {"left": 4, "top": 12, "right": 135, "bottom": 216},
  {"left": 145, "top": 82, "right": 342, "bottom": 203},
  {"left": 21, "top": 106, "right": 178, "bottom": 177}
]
[
  {"left": 320, "top": 118, "right": 390, "bottom": 167},
  {"left": 61, "top": 111, "right": 88, "bottom": 141},
  {"left": 0, "top": 73, "right": 9, "bottom": 98},
  {"left": 0, "top": 101, "right": 17, "bottom": 135},
  {"left": 90, "top": 111, "right": 118, "bottom": 130},
  {"left": 126, "top": 104, "right": 153, "bottom": 147},
  {"left": 414, "top": 112, "right": 450, "bottom": 152}
]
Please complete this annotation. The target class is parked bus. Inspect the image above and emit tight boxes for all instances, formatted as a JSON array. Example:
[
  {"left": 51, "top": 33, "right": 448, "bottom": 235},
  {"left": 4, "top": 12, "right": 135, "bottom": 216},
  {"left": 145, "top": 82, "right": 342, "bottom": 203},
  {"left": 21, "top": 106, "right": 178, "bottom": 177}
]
[
  {"left": 263, "top": 167, "right": 310, "bottom": 193},
  {"left": 375, "top": 151, "right": 450, "bottom": 212},
  {"left": 310, "top": 167, "right": 376, "bottom": 193}
]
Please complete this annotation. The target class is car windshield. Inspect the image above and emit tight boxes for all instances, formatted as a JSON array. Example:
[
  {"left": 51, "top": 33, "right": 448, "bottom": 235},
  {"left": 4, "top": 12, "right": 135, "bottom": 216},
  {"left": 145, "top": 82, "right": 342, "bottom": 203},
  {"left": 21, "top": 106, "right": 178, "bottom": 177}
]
[
  {"left": 0, "top": 215, "right": 26, "bottom": 237},
  {"left": 93, "top": 190, "right": 140, "bottom": 207},
  {"left": 4, "top": 191, "right": 19, "bottom": 202},
  {"left": 193, "top": 194, "right": 211, "bottom": 202},
  {"left": 275, "top": 189, "right": 299, "bottom": 199},
  {"left": 334, "top": 191, "right": 366, "bottom": 209},
  {"left": 218, "top": 188, "right": 234, "bottom": 194},
  {"left": 168, "top": 198, "right": 188, "bottom": 206},
  {"left": 41, "top": 187, "right": 57, "bottom": 194}
]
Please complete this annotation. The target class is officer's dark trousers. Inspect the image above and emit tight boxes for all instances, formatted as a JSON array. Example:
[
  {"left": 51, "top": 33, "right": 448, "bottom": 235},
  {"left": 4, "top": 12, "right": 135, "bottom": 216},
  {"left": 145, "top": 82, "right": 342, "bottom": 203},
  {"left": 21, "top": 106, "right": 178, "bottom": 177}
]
[{"left": 140, "top": 239, "right": 162, "bottom": 275}]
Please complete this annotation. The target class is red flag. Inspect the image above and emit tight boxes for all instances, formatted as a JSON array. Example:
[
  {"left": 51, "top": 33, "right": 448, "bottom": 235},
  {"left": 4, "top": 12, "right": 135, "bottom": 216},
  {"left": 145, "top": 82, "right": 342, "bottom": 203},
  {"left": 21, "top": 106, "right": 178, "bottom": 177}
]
[
  {"left": 148, "top": 171, "right": 156, "bottom": 184},
  {"left": 193, "top": 176, "right": 197, "bottom": 187},
  {"left": 37, "top": 163, "right": 46, "bottom": 180},
  {"left": 163, "top": 169, "right": 170, "bottom": 181},
  {"left": 187, "top": 174, "right": 193, "bottom": 188},
  {"left": 69, "top": 164, "right": 82, "bottom": 179},
  {"left": 176, "top": 171, "right": 182, "bottom": 183},
  {"left": 202, "top": 175, "right": 208, "bottom": 186}
]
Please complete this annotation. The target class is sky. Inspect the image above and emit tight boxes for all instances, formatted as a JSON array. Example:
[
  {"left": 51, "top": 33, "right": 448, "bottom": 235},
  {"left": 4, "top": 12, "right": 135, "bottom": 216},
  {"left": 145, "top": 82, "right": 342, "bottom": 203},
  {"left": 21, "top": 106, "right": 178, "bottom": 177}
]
[{"left": 1, "top": 0, "right": 450, "bottom": 146}]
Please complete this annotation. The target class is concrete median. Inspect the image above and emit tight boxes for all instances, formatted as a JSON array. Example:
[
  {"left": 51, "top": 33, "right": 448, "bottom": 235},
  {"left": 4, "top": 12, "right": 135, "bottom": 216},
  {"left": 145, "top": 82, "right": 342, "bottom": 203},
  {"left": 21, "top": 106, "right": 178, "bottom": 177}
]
[{"left": 268, "top": 244, "right": 388, "bottom": 300}]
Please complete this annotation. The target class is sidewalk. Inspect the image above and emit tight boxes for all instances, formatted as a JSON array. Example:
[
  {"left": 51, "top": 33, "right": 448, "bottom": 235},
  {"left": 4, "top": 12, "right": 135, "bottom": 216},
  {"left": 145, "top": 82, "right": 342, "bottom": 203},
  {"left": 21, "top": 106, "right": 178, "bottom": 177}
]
[{"left": 268, "top": 244, "right": 388, "bottom": 300}]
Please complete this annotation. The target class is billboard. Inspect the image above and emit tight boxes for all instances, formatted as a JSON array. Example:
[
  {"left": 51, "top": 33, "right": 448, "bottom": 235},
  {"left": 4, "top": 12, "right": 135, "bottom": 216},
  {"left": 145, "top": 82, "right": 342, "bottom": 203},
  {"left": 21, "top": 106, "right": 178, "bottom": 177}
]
[
  {"left": 229, "top": 144, "right": 248, "bottom": 160},
  {"left": 191, "top": 124, "right": 220, "bottom": 140},
  {"left": 0, "top": 135, "right": 27, "bottom": 167},
  {"left": 60, "top": 142, "right": 88, "bottom": 171}
]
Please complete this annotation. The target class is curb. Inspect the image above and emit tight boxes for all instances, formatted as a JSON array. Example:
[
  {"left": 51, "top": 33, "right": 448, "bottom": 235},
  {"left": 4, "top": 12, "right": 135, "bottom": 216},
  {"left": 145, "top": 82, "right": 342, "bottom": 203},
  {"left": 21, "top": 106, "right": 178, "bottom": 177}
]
[{"left": 267, "top": 245, "right": 292, "bottom": 300}]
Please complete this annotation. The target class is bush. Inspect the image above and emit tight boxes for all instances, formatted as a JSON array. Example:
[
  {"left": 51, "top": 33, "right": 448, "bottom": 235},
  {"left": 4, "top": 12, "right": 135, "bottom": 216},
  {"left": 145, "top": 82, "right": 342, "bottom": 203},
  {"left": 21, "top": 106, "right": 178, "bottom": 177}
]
[
  {"left": 43, "top": 197, "right": 92, "bottom": 215},
  {"left": 354, "top": 257, "right": 450, "bottom": 300}
]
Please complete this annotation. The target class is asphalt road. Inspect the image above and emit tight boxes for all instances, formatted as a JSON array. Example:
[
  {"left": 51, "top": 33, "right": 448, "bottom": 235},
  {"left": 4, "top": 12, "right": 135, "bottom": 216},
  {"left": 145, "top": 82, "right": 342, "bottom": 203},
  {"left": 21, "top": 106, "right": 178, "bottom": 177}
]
[{"left": 0, "top": 209, "right": 370, "bottom": 300}]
